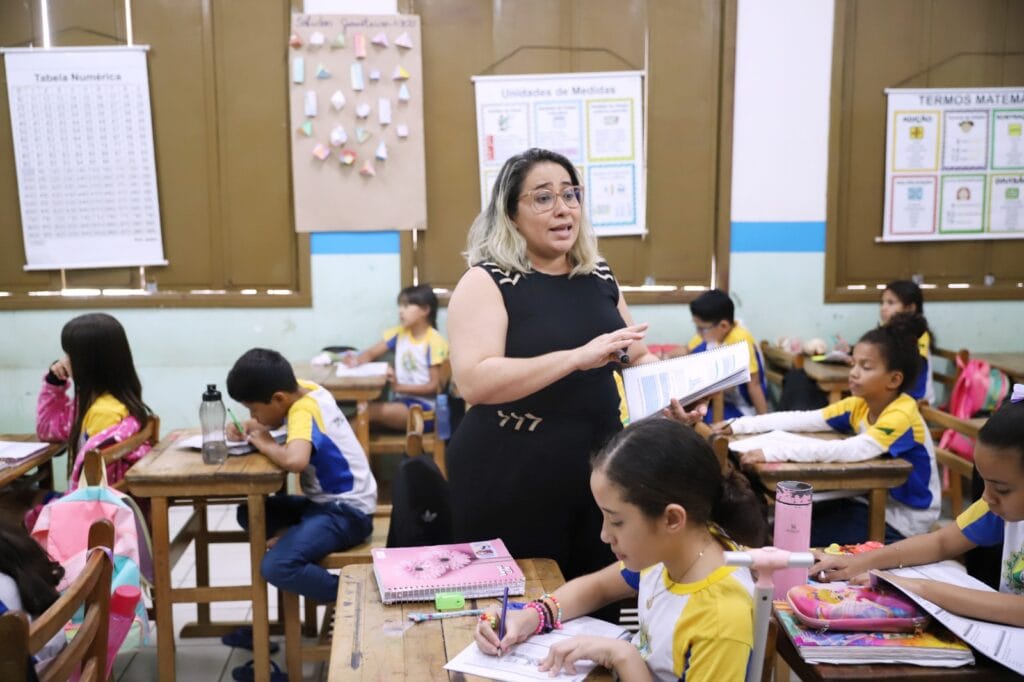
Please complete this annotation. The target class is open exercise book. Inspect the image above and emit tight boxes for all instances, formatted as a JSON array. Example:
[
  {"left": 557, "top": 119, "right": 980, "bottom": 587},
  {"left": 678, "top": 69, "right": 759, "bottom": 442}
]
[
  {"left": 621, "top": 342, "right": 750, "bottom": 420},
  {"left": 0, "top": 441, "right": 48, "bottom": 462},
  {"left": 174, "top": 428, "right": 287, "bottom": 456},
  {"left": 335, "top": 361, "right": 388, "bottom": 378},
  {"left": 873, "top": 564, "right": 1024, "bottom": 675},
  {"left": 445, "top": 616, "right": 631, "bottom": 682},
  {"left": 371, "top": 539, "right": 525, "bottom": 604}
]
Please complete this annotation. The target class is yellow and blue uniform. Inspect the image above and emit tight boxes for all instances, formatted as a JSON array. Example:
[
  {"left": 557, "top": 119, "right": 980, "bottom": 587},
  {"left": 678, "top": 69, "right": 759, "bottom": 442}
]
[
  {"left": 907, "top": 331, "right": 934, "bottom": 404},
  {"left": 383, "top": 325, "right": 449, "bottom": 409},
  {"left": 80, "top": 393, "right": 128, "bottom": 448},
  {"left": 957, "top": 499, "right": 1024, "bottom": 594},
  {"left": 687, "top": 323, "right": 767, "bottom": 419},
  {"left": 619, "top": 536, "right": 754, "bottom": 682}
]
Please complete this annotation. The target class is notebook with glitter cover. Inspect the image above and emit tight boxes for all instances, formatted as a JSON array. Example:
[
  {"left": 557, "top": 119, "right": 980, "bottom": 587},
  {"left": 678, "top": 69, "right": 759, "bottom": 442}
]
[{"left": 371, "top": 538, "right": 525, "bottom": 604}]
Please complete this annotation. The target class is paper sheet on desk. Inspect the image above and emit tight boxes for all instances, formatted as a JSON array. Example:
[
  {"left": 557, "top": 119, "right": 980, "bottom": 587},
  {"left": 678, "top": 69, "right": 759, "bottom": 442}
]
[
  {"left": 335, "top": 361, "right": 388, "bottom": 378},
  {"left": 444, "top": 616, "right": 630, "bottom": 681},
  {"left": 0, "top": 441, "right": 47, "bottom": 461},
  {"left": 175, "top": 428, "right": 287, "bottom": 456},
  {"left": 874, "top": 564, "right": 1024, "bottom": 675}
]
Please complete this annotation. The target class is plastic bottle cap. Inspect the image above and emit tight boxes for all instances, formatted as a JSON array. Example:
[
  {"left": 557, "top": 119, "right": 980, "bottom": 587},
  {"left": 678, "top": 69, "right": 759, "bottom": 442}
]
[
  {"left": 110, "top": 584, "right": 141, "bottom": 616},
  {"left": 203, "top": 384, "right": 222, "bottom": 401}
]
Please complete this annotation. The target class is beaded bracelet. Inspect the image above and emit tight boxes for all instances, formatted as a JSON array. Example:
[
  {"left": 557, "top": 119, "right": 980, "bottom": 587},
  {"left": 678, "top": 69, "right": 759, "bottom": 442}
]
[
  {"left": 524, "top": 601, "right": 547, "bottom": 635},
  {"left": 541, "top": 593, "right": 563, "bottom": 630},
  {"left": 533, "top": 599, "right": 555, "bottom": 634}
]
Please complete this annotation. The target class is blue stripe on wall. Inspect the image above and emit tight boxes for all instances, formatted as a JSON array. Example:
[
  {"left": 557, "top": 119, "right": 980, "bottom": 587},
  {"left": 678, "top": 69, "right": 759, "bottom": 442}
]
[
  {"left": 310, "top": 231, "right": 400, "bottom": 254},
  {"left": 731, "top": 221, "right": 825, "bottom": 253}
]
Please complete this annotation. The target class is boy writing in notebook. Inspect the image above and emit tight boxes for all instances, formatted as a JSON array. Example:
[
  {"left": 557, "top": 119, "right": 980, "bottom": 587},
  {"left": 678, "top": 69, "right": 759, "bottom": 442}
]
[
  {"left": 226, "top": 348, "right": 377, "bottom": 605},
  {"left": 670, "top": 289, "right": 768, "bottom": 418}
]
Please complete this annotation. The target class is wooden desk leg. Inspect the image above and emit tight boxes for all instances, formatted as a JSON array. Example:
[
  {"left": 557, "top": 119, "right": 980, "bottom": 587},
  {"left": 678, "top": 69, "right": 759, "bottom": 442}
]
[
  {"left": 247, "top": 493, "right": 271, "bottom": 682},
  {"left": 151, "top": 496, "right": 176, "bottom": 681},
  {"left": 39, "top": 457, "right": 54, "bottom": 490},
  {"left": 868, "top": 488, "right": 888, "bottom": 542},
  {"left": 195, "top": 499, "right": 211, "bottom": 627},
  {"left": 355, "top": 399, "right": 370, "bottom": 454}
]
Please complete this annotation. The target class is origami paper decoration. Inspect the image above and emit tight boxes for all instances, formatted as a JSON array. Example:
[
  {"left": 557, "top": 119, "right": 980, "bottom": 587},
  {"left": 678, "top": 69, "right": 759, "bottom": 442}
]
[
  {"left": 353, "top": 33, "right": 367, "bottom": 59},
  {"left": 355, "top": 127, "right": 371, "bottom": 144},
  {"left": 369, "top": 68, "right": 381, "bottom": 81},
  {"left": 288, "top": 33, "right": 302, "bottom": 48},
  {"left": 378, "top": 98, "right": 391, "bottom": 125},
  {"left": 330, "top": 125, "right": 348, "bottom": 146},
  {"left": 396, "top": 124, "right": 409, "bottom": 138},
  {"left": 360, "top": 160, "right": 376, "bottom": 176},
  {"left": 355, "top": 102, "right": 371, "bottom": 119},
  {"left": 304, "top": 90, "right": 317, "bottom": 117},
  {"left": 392, "top": 65, "right": 410, "bottom": 81},
  {"left": 292, "top": 57, "right": 304, "bottom": 84},
  {"left": 299, "top": 120, "right": 313, "bottom": 137},
  {"left": 312, "top": 143, "right": 330, "bottom": 160},
  {"left": 339, "top": 148, "right": 357, "bottom": 165},
  {"left": 350, "top": 63, "right": 365, "bottom": 91},
  {"left": 331, "top": 33, "right": 346, "bottom": 49},
  {"left": 371, "top": 32, "right": 388, "bottom": 48},
  {"left": 394, "top": 32, "right": 413, "bottom": 49},
  {"left": 330, "top": 90, "right": 346, "bottom": 111},
  {"left": 309, "top": 31, "right": 325, "bottom": 47},
  {"left": 397, "top": 83, "right": 410, "bottom": 102},
  {"left": 315, "top": 63, "right": 331, "bottom": 79},
  {"left": 375, "top": 141, "right": 388, "bottom": 161}
]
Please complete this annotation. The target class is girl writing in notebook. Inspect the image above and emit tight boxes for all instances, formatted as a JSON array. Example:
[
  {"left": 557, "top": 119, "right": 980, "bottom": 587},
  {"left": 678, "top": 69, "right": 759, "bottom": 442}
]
[
  {"left": 342, "top": 284, "right": 449, "bottom": 431},
  {"left": 714, "top": 314, "right": 939, "bottom": 546},
  {"left": 811, "top": 389, "right": 1024, "bottom": 626},
  {"left": 474, "top": 419, "right": 767, "bottom": 682},
  {"left": 36, "top": 313, "right": 153, "bottom": 490}
]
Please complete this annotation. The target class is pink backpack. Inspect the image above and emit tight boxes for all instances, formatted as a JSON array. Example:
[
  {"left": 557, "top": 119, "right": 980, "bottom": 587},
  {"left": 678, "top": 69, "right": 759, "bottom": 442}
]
[{"left": 939, "top": 357, "right": 1010, "bottom": 461}]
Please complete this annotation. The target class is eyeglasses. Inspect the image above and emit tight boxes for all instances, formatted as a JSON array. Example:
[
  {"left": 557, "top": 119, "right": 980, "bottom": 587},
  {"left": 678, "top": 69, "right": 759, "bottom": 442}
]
[
  {"left": 695, "top": 323, "right": 717, "bottom": 335},
  {"left": 518, "top": 186, "right": 584, "bottom": 214}
]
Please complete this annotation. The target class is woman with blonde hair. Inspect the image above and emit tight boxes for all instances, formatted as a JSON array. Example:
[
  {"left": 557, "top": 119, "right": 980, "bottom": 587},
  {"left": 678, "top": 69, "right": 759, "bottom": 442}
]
[{"left": 446, "top": 148, "right": 702, "bottom": 582}]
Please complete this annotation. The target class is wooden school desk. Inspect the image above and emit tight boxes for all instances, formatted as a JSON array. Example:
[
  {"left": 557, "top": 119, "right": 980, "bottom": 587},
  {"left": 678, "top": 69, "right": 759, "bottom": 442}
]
[
  {"left": 973, "top": 352, "right": 1024, "bottom": 382},
  {"left": 330, "top": 559, "right": 615, "bottom": 681},
  {"left": 0, "top": 434, "right": 63, "bottom": 488},
  {"left": 736, "top": 432, "right": 913, "bottom": 543},
  {"left": 802, "top": 360, "right": 852, "bottom": 405},
  {"left": 125, "top": 431, "right": 287, "bottom": 682},
  {"left": 292, "top": 363, "right": 388, "bottom": 454}
]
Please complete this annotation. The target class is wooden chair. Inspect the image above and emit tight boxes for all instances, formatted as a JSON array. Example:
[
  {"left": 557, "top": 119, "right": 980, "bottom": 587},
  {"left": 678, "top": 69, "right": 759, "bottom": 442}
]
[
  {"left": 0, "top": 519, "right": 114, "bottom": 682},
  {"left": 79, "top": 415, "right": 160, "bottom": 491},
  {"left": 367, "top": 361, "right": 450, "bottom": 477},
  {"left": 920, "top": 404, "right": 982, "bottom": 515},
  {"left": 930, "top": 346, "right": 969, "bottom": 403}
]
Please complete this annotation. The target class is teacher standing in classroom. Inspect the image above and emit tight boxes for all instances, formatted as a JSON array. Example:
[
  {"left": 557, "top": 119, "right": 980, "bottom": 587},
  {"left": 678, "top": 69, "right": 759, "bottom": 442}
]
[{"left": 445, "top": 147, "right": 702, "bottom": 581}]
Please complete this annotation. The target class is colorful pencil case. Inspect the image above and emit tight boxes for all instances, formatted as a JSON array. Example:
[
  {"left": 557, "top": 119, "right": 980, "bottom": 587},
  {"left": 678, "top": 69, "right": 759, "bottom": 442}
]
[{"left": 786, "top": 584, "right": 930, "bottom": 633}]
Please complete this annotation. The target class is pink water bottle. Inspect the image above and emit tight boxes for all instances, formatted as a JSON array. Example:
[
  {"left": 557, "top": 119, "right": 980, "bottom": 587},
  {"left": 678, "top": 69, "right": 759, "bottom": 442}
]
[
  {"left": 772, "top": 481, "right": 813, "bottom": 599},
  {"left": 105, "top": 585, "right": 141, "bottom": 677}
]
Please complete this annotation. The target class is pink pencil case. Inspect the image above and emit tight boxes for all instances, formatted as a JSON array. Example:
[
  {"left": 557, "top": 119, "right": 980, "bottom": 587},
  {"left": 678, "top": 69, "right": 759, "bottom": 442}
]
[{"left": 786, "top": 584, "right": 930, "bottom": 633}]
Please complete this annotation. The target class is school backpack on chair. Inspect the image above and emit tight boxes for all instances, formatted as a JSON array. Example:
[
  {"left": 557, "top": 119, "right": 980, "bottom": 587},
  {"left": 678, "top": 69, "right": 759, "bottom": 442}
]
[
  {"left": 939, "top": 357, "right": 1010, "bottom": 460},
  {"left": 386, "top": 452, "right": 453, "bottom": 548}
]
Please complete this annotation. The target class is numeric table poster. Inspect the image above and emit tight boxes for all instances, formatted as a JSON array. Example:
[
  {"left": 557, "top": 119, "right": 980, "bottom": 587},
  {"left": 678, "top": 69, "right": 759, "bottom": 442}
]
[
  {"left": 473, "top": 71, "right": 645, "bottom": 237},
  {"left": 2, "top": 46, "right": 165, "bottom": 270},
  {"left": 882, "top": 87, "right": 1024, "bottom": 242}
]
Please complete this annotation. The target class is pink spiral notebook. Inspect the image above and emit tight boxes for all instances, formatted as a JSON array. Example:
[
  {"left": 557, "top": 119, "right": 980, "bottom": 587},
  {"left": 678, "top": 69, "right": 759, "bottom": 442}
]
[{"left": 371, "top": 539, "right": 526, "bottom": 604}]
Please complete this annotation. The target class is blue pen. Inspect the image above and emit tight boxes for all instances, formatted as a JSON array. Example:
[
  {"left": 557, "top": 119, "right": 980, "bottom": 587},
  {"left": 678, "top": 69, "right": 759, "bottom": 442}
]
[{"left": 499, "top": 586, "right": 509, "bottom": 644}]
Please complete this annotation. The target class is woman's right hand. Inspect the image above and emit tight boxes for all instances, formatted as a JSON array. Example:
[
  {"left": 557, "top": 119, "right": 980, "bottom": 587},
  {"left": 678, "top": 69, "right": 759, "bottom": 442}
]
[
  {"left": 575, "top": 324, "right": 648, "bottom": 372},
  {"left": 474, "top": 607, "right": 540, "bottom": 656},
  {"left": 49, "top": 355, "right": 72, "bottom": 382}
]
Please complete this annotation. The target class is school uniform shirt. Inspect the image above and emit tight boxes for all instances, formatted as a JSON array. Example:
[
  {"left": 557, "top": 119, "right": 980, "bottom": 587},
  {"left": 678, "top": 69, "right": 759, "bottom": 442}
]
[
  {"left": 729, "top": 394, "right": 940, "bottom": 537},
  {"left": 0, "top": 572, "right": 66, "bottom": 673},
  {"left": 286, "top": 380, "right": 377, "bottom": 515},
  {"left": 382, "top": 325, "right": 449, "bottom": 408},
  {"left": 957, "top": 499, "right": 1024, "bottom": 594},
  {"left": 620, "top": 551, "right": 754, "bottom": 682},
  {"left": 687, "top": 323, "right": 767, "bottom": 418},
  {"left": 80, "top": 393, "right": 129, "bottom": 449},
  {"left": 908, "top": 331, "right": 935, "bottom": 404}
]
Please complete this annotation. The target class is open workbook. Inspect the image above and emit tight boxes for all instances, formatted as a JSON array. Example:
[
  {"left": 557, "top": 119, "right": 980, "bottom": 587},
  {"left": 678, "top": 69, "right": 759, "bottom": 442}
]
[
  {"left": 174, "top": 428, "right": 287, "bottom": 456},
  {"left": 621, "top": 342, "right": 751, "bottom": 420}
]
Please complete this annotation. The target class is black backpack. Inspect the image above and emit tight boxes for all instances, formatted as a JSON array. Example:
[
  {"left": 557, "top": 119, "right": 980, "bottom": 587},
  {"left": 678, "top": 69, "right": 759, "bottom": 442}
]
[{"left": 386, "top": 453, "right": 453, "bottom": 548}]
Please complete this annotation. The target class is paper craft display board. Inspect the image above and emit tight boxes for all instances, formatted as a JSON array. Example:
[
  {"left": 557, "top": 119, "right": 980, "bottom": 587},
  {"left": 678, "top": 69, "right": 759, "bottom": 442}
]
[
  {"left": 1, "top": 46, "right": 166, "bottom": 270},
  {"left": 472, "top": 71, "right": 646, "bottom": 237},
  {"left": 287, "top": 14, "right": 426, "bottom": 232},
  {"left": 882, "top": 87, "right": 1024, "bottom": 242}
]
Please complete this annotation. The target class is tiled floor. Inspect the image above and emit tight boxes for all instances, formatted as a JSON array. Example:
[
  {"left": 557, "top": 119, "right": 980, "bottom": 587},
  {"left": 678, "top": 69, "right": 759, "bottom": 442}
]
[{"left": 112, "top": 503, "right": 328, "bottom": 682}]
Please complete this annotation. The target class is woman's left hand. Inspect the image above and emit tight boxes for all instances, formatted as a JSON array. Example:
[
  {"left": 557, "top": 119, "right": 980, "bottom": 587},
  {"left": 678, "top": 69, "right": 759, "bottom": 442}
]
[
  {"left": 661, "top": 398, "right": 707, "bottom": 425},
  {"left": 538, "top": 636, "right": 625, "bottom": 676}
]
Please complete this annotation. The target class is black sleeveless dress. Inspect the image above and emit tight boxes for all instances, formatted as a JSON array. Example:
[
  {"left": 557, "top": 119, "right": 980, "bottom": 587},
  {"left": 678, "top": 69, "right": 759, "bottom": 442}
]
[{"left": 447, "top": 260, "right": 624, "bottom": 581}]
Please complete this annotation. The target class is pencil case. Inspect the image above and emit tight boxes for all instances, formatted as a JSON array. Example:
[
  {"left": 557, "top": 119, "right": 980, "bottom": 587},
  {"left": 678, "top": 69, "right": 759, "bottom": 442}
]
[{"left": 786, "top": 584, "right": 930, "bottom": 633}]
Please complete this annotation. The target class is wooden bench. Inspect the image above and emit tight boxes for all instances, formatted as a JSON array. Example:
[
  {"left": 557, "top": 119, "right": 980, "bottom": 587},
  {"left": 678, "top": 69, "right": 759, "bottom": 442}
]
[
  {"left": 368, "top": 403, "right": 447, "bottom": 477},
  {"left": 921, "top": 404, "right": 984, "bottom": 515}
]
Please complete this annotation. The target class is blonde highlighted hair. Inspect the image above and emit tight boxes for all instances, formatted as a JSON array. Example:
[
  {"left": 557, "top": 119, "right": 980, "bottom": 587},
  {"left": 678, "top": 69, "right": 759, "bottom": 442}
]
[{"left": 464, "top": 148, "right": 602, "bottom": 276}]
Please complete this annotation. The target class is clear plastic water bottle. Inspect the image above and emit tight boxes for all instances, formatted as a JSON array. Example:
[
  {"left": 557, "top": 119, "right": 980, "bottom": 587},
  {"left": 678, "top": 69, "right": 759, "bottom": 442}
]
[
  {"left": 199, "top": 384, "right": 229, "bottom": 464},
  {"left": 435, "top": 393, "right": 451, "bottom": 441},
  {"left": 772, "top": 480, "right": 813, "bottom": 599}
]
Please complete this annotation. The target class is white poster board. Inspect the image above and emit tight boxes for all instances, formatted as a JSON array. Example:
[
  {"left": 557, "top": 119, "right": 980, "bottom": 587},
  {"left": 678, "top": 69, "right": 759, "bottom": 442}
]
[
  {"left": 882, "top": 87, "right": 1024, "bottom": 242},
  {"left": 473, "top": 71, "right": 646, "bottom": 237},
  {"left": 2, "top": 46, "right": 166, "bottom": 270}
]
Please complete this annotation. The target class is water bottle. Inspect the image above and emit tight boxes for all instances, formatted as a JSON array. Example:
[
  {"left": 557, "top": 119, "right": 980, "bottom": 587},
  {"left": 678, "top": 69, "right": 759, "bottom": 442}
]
[
  {"left": 199, "top": 384, "right": 229, "bottom": 464},
  {"left": 105, "top": 585, "right": 141, "bottom": 676},
  {"left": 772, "top": 480, "right": 813, "bottom": 599},
  {"left": 435, "top": 393, "right": 451, "bottom": 441}
]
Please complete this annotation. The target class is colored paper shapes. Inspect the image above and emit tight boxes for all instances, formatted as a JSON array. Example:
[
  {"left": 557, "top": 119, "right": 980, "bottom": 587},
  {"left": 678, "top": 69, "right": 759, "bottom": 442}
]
[
  {"left": 288, "top": 33, "right": 302, "bottom": 49},
  {"left": 292, "top": 57, "right": 304, "bottom": 84},
  {"left": 355, "top": 102, "right": 371, "bottom": 119},
  {"left": 331, "top": 32, "right": 346, "bottom": 49},
  {"left": 395, "top": 32, "right": 413, "bottom": 49},
  {"left": 392, "top": 65, "right": 410, "bottom": 81},
  {"left": 375, "top": 141, "right": 388, "bottom": 161},
  {"left": 299, "top": 120, "right": 313, "bottom": 137},
  {"left": 304, "top": 90, "right": 317, "bottom": 117},
  {"left": 397, "top": 83, "right": 410, "bottom": 102},
  {"left": 339, "top": 148, "right": 357, "bottom": 165},
  {"left": 350, "top": 63, "right": 365, "bottom": 91},
  {"left": 369, "top": 68, "right": 381, "bottom": 81},
  {"left": 353, "top": 33, "right": 367, "bottom": 59},
  {"left": 360, "top": 160, "right": 376, "bottom": 177},
  {"left": 330, "top": 125, "right": 348, "bottom": 146},
  {"left": 371, "top": 32, "right": 388, "bottom": 48},
  {"left": 330, "top": 90, "right": 346, "bottom": 111},
  {"left": 315, "top": 63, "right": 331, "bottom": 79},
  {"left": 355, "top": 127, "right": 371, "bottom": 144},
  {"left": 396, "top": 124, "right": 409, "bottom": 138},
  {"left": 312, "top": 143, "right": 330, "bottom": 160},
  {"left": 309, "top": 31, "right": 325, "bottom": 47},
  {"left": 378, "top": 98, "right": 391, "bottom": 125}
]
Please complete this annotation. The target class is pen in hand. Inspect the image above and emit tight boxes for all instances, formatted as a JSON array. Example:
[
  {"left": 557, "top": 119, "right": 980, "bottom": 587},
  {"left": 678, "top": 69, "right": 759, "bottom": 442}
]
[
  {"left": 498, "top": 586, "right": 509, "bottom": 655},
  {"left": 227, "top": 408, "right": 246, "bottom": 440}
]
